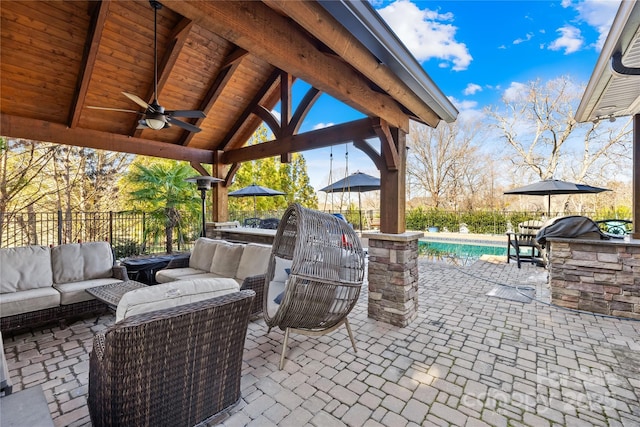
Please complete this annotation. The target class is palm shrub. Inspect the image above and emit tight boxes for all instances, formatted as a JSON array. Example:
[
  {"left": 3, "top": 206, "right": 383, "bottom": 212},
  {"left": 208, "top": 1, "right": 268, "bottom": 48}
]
[{"left": 126, "top": 162, "right": 200, "bottom": 254}]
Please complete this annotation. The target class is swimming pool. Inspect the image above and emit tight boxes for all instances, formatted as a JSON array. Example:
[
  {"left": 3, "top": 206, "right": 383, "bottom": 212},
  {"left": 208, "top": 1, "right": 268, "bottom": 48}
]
[{"left": 418, "top": 239, "right": 508, "bottom": 266}]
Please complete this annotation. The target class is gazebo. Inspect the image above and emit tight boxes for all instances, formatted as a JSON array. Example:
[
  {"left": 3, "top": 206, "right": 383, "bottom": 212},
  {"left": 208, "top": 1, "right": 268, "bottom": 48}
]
[{"left": 0, "top": 0, "right": 458, "bottom": 326}]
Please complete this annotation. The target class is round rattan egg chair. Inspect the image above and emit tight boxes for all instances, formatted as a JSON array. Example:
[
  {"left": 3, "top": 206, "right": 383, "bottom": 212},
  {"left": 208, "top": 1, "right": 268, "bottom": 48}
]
[{"left": 263, "top": 203, "right": 365, "bottom": 369}]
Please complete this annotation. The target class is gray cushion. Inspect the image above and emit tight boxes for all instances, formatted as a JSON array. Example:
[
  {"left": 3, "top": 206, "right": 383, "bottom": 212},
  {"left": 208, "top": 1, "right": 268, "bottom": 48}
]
[
  {"left": 115, "top": 277, "right": 240, "bottom": 322},
  {"left": 51, "top": 242, "right": 114, "bottom": 284},
  {"left": 0, "top": 287, "right": 60, "bottom": 317},
  {"left": 54, "top": 277, "right": 123, "bottom": 305},
  {"left": 0, "top": 246, "right": 53, "bottom": 293},
  {"left": 209, "top": 243, "right": 244, "bottom": 278},
  {"left": 189, "top": 238, "right": 227, "bottom": 271},
  {"left": 236, "top": 243, "right": 272, "bottom": 281},
  {"left": 155, "top": 267, "right": 206, "bottom": 283}
]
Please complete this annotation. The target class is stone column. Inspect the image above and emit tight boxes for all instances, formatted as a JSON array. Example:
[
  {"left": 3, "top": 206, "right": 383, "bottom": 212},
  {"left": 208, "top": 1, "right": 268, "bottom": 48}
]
[{"left": 363, "top": 231, "right": 423, "bottom": 327}]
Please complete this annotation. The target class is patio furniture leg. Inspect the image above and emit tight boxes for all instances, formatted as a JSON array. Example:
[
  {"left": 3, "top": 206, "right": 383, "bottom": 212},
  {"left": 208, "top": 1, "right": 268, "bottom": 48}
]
[
  {"left": 344, "top": 318, "right": 357, "bottom": 353},
  {"left": 280, "top": 328, "right": 290, "bottom": 370}
]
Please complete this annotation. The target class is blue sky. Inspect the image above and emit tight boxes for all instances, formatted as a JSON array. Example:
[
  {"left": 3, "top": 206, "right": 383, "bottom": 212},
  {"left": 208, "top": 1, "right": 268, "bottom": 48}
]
[{"left": 278, "top": 0, "right": 622, "bottom": 192}]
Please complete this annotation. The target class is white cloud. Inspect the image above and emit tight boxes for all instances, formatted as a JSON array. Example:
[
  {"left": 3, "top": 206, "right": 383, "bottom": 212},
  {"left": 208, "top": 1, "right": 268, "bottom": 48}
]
[
  {"left": 548, "top": 25, "right": 584, "bottom": 54},
  {"left": 502, "top": 82, "right": 529, "bottom": 102},
  {"left": 565, "top": 0, "right": 620, "bottom": 50},
  {"left": 513, "top": 32, "right": 534, "bottom": 45},
  {"left": 312, "top": 122, "right": 334, "bottom": 130},
  {"left": 463, "top": 83, "right": 482, "bottom": 96},
  {"left": 448, "top": 96, "right": 484, "bottom": 123},
  {"left": 377, "top": 0, "right": 472, "bottom": 71}
]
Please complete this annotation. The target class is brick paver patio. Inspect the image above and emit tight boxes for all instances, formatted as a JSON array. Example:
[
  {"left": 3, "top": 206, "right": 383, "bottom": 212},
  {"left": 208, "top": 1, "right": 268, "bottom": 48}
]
[{"left": 3, "top": 257, "right": 640, "bottom": 426}]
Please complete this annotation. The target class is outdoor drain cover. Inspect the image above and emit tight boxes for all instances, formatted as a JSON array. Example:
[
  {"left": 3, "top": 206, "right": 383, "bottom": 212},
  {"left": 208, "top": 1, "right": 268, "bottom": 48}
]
[{"left": 486, "top": 285, "right": 535, "bottom": 303}]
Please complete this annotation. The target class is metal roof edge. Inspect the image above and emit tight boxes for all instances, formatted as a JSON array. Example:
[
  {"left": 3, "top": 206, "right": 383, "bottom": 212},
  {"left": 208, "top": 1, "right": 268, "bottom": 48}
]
[
  {"left": 576, "top": 0, "right": 640, "bottom": 122},
  {"left": 318, "top": 0, "right": 458, "bottom": 124}
]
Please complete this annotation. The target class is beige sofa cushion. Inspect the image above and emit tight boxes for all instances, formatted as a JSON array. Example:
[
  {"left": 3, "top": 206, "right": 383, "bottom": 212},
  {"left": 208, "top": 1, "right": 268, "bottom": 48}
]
[
  {"left": 235, "top": 243, "right": 272, "bottom": 281},
  {"left": 51, "top": 242, "right": 114, "bottom": 284},
  {"left": 54, "top": 277, "right": 124, "bottom": 305},
  {"left": 0, "top": 245, "right": 53, "bottom": 293},
  {"left": 115, "top": 277, "right": 240, "bottom": 322},
  {"left": 0, "top": 287, "right": 60, "bottom": 317},
  {"left": 209, "top": 243, "right": 244, "bottom": 278},
  {"left": 189, "top": 238, "right": 227, "bottom": 271},
  {"left": 155, "top": 267, "right": 205, "bottom": 284}
]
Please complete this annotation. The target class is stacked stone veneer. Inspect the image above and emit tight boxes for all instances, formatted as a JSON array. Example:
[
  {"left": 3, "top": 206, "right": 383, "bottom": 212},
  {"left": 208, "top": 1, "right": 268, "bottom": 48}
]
[
  {"left": 364, "top": 232, "right": 422, "bottom": 327},
  {"left": 548, "top": 237, "right": 640, "bottom": 319}
]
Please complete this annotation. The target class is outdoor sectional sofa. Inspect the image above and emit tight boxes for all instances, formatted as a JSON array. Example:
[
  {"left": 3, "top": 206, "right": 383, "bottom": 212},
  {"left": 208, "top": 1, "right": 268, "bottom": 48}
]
[
  {"left": 154, "top": 237, "right": 271, "bottom": 315},
  {"left": 0, "top": 241, "right": 127, "bottom": 332}
]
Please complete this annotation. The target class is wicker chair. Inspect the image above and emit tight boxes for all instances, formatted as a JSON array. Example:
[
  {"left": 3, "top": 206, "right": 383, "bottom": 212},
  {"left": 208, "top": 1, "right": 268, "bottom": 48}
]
[
  {"left": 263, "top": 204, "right": 365, "bottom": 369},
  {"left": 88, "top": 290, "right": 255, "bottom": 427}
]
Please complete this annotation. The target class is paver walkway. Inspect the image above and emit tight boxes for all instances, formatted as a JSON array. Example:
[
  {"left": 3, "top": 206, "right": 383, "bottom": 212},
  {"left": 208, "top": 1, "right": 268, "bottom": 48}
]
[{"left": 3, "top": 257, "right": 639, "bottom": 426}]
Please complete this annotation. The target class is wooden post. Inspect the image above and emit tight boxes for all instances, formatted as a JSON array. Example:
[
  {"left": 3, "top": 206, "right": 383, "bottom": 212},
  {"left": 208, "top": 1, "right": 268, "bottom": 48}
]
[{"left": 211, "top": 152, "right": 228, "bottom": 223}]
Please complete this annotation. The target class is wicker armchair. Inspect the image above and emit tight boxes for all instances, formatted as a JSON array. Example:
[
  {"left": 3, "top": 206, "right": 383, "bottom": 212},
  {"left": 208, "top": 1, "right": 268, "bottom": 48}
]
[
  {"left": 88, "top": 290, "right": 255, "bottom": 427},
  {"left": 263, "top": 204, "right": 365, "bottom": 369}
]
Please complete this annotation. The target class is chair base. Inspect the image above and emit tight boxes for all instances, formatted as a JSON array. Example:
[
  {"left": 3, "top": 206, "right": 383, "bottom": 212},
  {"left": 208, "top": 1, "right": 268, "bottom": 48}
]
[{"left": 279, "top": 317, "right": 357, "bottom": 370}]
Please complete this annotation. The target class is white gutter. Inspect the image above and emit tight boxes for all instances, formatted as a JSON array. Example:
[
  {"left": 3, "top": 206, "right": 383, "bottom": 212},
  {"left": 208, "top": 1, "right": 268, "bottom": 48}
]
[
  {"left": 576, "top": 0, "right": 639, "bottom": 122},
  {"left": 318, "top": 0, "right": 458, "bottom": 123}
]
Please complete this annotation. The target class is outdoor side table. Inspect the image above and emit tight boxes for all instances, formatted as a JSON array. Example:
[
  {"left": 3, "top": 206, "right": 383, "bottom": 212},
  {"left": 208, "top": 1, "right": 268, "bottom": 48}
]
[
  {"left": 121, "top": 254, "right": 189, "bottom": 285},
  {"left": 86, "top": 281, "right": 148, "bottom": 311}
]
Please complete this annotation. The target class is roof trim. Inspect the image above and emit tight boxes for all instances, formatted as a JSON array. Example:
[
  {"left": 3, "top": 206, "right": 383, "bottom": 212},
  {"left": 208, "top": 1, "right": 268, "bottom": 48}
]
[
  {"left": 318, "top": 0, "right": 458, "bottom": 124},
  {"left": 576, "top": 0, "right": 640, "bottom": 122}
]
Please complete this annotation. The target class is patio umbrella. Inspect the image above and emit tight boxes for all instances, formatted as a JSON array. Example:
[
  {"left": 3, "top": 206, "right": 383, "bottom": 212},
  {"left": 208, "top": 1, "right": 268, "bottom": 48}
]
[
  {"left": 320, "top": 171, "right": 380, "bottom": 230},
  {"left": 228, "top": 183, "right": 285, "bottom": 219},
  {"left": 504, "top": 179, "right": 610, "bottom": 215}
]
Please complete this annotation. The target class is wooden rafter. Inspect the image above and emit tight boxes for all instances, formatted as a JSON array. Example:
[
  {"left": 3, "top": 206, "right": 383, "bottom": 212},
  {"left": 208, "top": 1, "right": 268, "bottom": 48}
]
[
  {"left": 167, "top": 1, "right": 410, "bottom": 132},
  {"left": 218, "top": 68, "right": 280, "bottom": 151},
  {"left": 262, "top": 0, "right": 441, "bottom": 128},
  {"left": 68, "top": 0, "right": 111, "bottom": 128},
  {"left": 2, "top": 114, "right": 214, "bottom": 164},
  {"left": 179, "top": 47, "right": 248, "bottom": 147}
]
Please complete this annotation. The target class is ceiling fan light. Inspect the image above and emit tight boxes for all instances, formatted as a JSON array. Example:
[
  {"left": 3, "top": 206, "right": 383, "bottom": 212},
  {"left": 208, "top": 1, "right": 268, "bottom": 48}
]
[{"left": 145, "top": 115, "right": 166, "bottom": 130}]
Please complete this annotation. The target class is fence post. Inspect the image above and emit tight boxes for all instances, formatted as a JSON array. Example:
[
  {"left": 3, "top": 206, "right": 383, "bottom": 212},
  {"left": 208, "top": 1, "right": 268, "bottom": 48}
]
[
  {"left": 57, "top": 210, "right": 63, "bottom": 245},
  {"left": 109, "top": 211, "right": 113, "bottom": 244}
]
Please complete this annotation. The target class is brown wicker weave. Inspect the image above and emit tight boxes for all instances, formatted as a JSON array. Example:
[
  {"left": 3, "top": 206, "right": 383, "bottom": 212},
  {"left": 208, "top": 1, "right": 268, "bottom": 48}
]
[
  {"left": 263, "top": 204, "right": 365, "bottom": 369},
  {"left": 88, "top": 290, "right": 255, "bottom": 427}
]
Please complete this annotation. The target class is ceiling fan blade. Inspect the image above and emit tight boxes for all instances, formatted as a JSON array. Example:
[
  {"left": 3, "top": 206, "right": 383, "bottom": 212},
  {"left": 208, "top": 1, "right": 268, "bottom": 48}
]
[
  {"left": 87, "top": 106, "right": 140, "bottom": 114},
  {"left": 167, "top": 117, "right": 202, "bottom": 133},
  {"left": 122, "top": 92, "right": 151, "bottom": 110},
  {"left": 166, "top": 109, "right": 206, "bottom": 119}
]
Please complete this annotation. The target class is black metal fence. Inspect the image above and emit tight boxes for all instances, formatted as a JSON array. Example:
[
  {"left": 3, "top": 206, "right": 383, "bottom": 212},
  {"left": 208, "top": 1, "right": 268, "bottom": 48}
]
[{"left": 0, "top": 210, "right": 199, "bottom": 259}]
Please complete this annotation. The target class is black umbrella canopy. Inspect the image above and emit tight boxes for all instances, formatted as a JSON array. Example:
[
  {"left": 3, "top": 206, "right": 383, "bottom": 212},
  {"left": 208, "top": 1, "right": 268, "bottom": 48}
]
[
  {"left": 228, "top": 184, "right": 285, "bottom": 218},
  {"left": 504, "top": 179, "right": 610, "bottom": 215},
  {"left": 319, "top": 172, "right": 380, "bottom": 193},
  {"left": 320, "top": 172, "right": 380, "bottom": 230}
]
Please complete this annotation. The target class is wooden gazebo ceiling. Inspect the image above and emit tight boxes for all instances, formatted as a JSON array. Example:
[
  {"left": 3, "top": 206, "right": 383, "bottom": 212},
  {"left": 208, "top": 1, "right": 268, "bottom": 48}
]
[{"left": 1, "top": 0, "right": 455, "bottom": 170}]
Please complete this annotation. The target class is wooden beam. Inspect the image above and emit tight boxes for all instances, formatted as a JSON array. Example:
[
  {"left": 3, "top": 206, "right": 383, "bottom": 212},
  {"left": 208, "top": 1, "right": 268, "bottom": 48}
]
[
  {"left": 221, "top": 118, "right": 378, "bottom": 164},
  {"left": 1, "top": 114, "right": 214, "bottom": 164},
  {"left": 180, "top": 47, "right": 248, "bottom": 147},
  {"left": 289, "top": 87, "right": 321, "bottom": 135},
  {"left": 253, "top": 105, "right": 281, "bottom": 139},
  {"left": 374, "top": 120, "right": 399, "bottom": 171},
  {"left": 69, "top": 0, "right": 111, "bottom": 128},
  {"left": 262, "top": 0, "right": 441, "bottom": 128},
  {"left": 166, "top": 1, "right": 410, "bottom": 132},
  {"left": 189, "top": 161, "right": 210, "bottom": 177}
]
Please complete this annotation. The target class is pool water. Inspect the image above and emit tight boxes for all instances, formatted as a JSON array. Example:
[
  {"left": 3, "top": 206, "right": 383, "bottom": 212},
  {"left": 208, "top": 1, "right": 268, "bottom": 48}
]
[{"left": 418, "top": 240, "right": 507, "bottom": 266}]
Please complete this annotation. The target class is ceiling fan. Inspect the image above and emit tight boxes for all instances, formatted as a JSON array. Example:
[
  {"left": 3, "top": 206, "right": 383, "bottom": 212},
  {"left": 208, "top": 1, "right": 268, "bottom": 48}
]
[{"left": 88, "top": 0, "right": 205, "bottom": 133}]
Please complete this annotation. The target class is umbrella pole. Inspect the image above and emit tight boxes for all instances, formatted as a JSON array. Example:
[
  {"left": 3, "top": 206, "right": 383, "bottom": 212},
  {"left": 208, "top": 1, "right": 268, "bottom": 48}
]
[
  {"left": 548, "top": 194, "right": 551, "bottom": 217},
  {"left": 253, "top": 194, "right": 257, "bottom": 220},
  {"left": 358, "top": 192, "right": 362, "bottom": 231}
]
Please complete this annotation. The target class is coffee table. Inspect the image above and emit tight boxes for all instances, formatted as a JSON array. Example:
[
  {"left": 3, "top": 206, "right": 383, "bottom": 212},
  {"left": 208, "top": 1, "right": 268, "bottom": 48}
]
[{"left": 86, "top": 281, "right": 148, "bottom": 311}]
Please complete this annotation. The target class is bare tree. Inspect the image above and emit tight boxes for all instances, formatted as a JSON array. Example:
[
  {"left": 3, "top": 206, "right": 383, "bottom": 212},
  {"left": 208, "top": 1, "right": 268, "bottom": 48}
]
[
  {"left": 407, "top": 120, "right": 484, "bottom": 209},
  {"left": 488, "top": 76, "right": 632, "bottom": 186}
]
